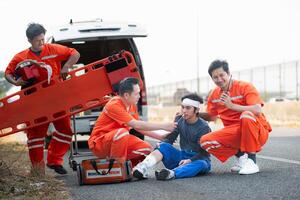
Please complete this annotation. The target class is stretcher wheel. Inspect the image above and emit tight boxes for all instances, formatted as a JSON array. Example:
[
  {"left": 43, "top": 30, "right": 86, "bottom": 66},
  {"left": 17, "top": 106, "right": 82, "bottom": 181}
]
[
  {"left": 72, "top": 160, "right": 78, "bottom": 171},
  {"left": 77, "top": 165, "right": 83, "bottom": 186}
]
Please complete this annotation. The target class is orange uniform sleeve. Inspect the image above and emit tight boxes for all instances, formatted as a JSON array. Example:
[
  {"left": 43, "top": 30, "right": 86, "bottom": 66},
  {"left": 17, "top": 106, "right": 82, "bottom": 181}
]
[
  {"left": 5, "top": 54, "right": 23, "bottom": 76},
  {"left": 50, "top": 44, "right": 78, "bottom": 62},
  {"left": 243, "top": 83, "right": 263, "bottom": 106},
  {"left": 104, "top": 101, "right": 135, "bottom": 125},
  {"left": 207, "top": 91, "right": 218, "bottom": 116}
]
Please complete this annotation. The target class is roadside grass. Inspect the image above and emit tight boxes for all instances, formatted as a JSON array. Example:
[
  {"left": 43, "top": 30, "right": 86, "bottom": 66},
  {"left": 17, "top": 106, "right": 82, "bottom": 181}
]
[{"left": 0, "top": 141, "right": 71, "bottom": 200}]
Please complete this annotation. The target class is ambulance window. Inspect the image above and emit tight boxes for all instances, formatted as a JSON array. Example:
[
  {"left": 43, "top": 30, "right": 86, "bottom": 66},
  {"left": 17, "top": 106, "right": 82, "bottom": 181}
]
[{"left": 58, "top": 39, "right": 134, "bottom": 66}]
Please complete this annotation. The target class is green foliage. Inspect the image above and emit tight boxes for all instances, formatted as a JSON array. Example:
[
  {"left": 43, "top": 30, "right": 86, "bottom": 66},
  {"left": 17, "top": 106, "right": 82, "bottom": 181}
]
[{"left": 0, "top": 71, "right": 12, "bottom": 97}]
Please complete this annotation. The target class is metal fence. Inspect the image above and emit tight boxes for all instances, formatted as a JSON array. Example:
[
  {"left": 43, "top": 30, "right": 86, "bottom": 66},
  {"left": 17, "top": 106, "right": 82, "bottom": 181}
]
[{"left": 147, "top": 60, "right": 300, "bottom": 106}]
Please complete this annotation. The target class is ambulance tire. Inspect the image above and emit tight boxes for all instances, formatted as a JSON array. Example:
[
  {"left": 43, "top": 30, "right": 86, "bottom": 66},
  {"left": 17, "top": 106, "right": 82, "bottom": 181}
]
[{"left": 77, "top": 165, "right": 84, "bottom": 186}]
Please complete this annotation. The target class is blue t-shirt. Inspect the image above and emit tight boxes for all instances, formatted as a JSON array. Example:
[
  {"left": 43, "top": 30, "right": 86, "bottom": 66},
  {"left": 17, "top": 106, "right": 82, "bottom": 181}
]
[{"left": 163, "top": 116, "right": 211, "bottom": 161}]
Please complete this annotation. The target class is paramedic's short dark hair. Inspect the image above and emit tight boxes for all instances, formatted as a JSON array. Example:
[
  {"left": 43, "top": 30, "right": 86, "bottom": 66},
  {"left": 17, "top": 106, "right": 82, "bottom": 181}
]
[
  {"left": 118, "top": 77, "right": 139, "bottom": 96},
  {"left": 208, "top": 60, "right": 229, "bottom": 77},
  {"left": 181, "top": 93, "right": 203, "bottom": 104},
  {"left": 26, "top": 23, "right": 46, "bottom": 40}
]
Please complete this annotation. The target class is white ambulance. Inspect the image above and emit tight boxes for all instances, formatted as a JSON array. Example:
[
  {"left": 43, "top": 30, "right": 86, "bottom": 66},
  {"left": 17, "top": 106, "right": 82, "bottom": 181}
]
[{"left": 47, "top": 19, "right": 148, "bottom": 139}]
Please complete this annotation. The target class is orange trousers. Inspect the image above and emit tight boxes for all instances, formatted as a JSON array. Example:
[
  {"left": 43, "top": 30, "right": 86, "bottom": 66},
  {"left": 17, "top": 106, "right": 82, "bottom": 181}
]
[
  {"left": 27, "top": 117, "right": 73, "bottom": 168},
  {"left": 200, "top": 111, "right": 270, "bottom": 162},
  {"left": 89, "top": 128, "right": 152, "bottom": 166}
]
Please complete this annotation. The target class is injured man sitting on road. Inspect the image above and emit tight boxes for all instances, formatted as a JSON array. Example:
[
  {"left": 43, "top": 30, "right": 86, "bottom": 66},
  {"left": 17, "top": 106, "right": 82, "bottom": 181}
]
[{"left": 133, "top": 93, "right": 212, "bottom": 180}]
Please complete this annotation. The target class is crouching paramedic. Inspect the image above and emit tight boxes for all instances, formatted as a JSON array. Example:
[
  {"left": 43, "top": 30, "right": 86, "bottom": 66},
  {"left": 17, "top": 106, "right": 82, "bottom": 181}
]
[
  {"left": 133, "top": 93, "right": 211, "bottom": 180},
  {"left": 199, "top": 60, "right": 272, "bottom": 175},
  {"left": 5, "top": 23, "right": 80, "bottom": 175},
  {"left": 88, "top": 77, "right": 177, "bottom": 167}
]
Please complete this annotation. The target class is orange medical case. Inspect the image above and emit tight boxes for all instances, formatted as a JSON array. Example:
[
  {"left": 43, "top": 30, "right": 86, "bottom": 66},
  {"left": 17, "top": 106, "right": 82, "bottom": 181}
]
[{"left": 77, "top": 158, "right": 132, "bottom": 185}]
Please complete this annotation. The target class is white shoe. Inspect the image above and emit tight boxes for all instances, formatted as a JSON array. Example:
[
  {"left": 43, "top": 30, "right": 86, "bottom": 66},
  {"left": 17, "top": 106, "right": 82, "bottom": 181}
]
[
  {"left": 133, "top": 163, "right": 149, "bottom": 179},
  {"left": 231, "top": 154, "right": 248, "bottom": 173},
  {"left": 239, "top": 159, "right": 259, "bottom": 175}
]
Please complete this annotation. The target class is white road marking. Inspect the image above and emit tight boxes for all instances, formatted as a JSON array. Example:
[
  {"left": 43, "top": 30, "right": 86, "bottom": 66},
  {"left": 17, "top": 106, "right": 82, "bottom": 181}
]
[
  {"left": 146, "top": 137, "right": 300, "bottom": 166},
  {"left": 258, "top": 155, "right": 300, "bottom": 165}
]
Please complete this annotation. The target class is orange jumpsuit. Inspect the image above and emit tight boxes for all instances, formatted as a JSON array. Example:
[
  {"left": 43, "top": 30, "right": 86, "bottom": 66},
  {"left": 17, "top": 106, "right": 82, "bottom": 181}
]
[
  {"left": 88, "top": 96, "right": 152, "bottom": 166},
  {"left": 5, "top": 44, "right": 78, "bottom": 168},
  {"left": 200, "top": 80, "right": 272, "bottom": 162}
]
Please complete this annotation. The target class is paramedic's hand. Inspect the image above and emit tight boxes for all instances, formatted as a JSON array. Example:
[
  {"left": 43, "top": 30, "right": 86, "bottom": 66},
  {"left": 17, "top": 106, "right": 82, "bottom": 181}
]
[
  {"left": 164, "top": 122, "right": 177, "bottom": 132},
  {"left": 60, "top": 67, "right": 69, "bottom": 80},
  {"left": 179, "top": 159, "right": 191, "bottom": 166},
  {"left": 15, "top": 77, "right": 28, "bottom": 86},
  {"left": 220, "top": 92, "right": 234, "bottom": 109}
]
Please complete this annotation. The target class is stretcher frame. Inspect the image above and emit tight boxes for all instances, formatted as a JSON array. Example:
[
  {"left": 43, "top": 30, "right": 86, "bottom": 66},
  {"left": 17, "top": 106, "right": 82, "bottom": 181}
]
[{"left": 0, "top": 50, "right": 143, "bottom": 138}]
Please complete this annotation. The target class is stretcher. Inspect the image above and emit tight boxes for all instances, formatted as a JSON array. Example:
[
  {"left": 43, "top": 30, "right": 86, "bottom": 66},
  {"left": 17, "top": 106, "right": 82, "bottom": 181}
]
[{"left": 0, "top": 50, "right": 143, "bottom": 137}]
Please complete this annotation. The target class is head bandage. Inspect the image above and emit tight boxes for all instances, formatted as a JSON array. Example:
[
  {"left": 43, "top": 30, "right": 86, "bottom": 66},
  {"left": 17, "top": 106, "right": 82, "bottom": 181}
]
[{"left": 182, "top": 98, "right": 200, "bottom": 108}]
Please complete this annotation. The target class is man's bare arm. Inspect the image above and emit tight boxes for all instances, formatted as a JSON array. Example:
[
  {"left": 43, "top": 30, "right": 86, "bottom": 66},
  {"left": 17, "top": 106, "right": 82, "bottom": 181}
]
[
  {"left": 198, "top": 112, "right": 217, "bottom": 121},
  {"left": 127, "top": 119, "right": 176, "bottom": 132}
]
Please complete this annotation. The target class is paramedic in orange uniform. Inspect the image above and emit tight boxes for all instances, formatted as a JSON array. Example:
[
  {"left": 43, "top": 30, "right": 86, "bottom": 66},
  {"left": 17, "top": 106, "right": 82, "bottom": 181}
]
[
  {"left": 5, "top": 23, "right": 80, "bottom": 175},
  {"left": 199, "top": 60, "right": 272, "bottom": 175},
  {"left": 88, "top": 77, "right": 177, "bottom": 167}
]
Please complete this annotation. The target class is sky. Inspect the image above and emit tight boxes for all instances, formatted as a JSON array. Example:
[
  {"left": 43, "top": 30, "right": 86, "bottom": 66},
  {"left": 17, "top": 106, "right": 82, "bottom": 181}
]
[{"left": 1, "top": 0, "right": 300, "bottom": 86}]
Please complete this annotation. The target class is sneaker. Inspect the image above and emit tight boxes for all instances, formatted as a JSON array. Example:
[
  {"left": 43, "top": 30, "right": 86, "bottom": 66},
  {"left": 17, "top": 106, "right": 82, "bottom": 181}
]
[
  {"left": 231, "top": 154, "right": 248, "bottom": 173},
  {"left": 155, "top": 169, "right": 175, "bottom": 181},
  {"left": 47, "top": 164, "right": 68, "bottom": 175},
  {"left": 132, "top": 163, "right": 148, "bottom": 180},
  {"left": 239, "top": 159, "right": 259, "bottom": 175}
]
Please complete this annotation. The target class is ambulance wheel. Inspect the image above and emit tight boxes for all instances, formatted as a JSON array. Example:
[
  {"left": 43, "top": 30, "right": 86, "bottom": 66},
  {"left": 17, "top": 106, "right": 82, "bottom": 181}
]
[{"left": 77, "top": 165, "right": 83, "bottom": 186}]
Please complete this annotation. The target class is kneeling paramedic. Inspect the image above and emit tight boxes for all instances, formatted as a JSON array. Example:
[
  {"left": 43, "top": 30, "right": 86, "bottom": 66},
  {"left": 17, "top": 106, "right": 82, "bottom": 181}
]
[
  {"left": 88, "top": 77, "right": 176, "bottom": 167},
  {"left": 199, "top": 60, "right": 272, "bottom": 175}
]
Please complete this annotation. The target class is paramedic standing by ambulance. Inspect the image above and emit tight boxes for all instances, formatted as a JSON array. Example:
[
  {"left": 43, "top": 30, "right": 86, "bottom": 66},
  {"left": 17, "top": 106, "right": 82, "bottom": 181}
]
[
  {"left": 5, "top": 23, "right": 80, "bottom": 175},
  {"left": 88, "top": 77, "right": 177, "bottom": 167},
  {"left": 199, "top": 60, "right": 272, "bottom": 175}
]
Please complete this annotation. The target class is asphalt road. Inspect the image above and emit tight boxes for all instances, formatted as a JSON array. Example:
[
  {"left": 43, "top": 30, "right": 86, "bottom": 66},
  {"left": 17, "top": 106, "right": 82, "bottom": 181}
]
[{"left": 58, "top": 127, "right": 300, "bottom": 200}]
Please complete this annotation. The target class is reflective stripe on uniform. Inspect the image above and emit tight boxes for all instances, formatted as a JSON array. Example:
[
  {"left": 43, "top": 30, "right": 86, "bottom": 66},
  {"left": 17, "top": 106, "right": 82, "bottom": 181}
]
[
  {"left": 28, "top": 144, "right": 44, "bottom": 150},
  {"left": 205, "top": 144, "right": 221, "bottom": 151},
  {"left": 200, "top": 140, "right": 220, "bottom": 147},
  {"left": 27, "top": 138, "right": 44, "bottom": 144},
  {"left": 240, "top": 114, "right": 256, "bottom": 122},
  {"left": 55, "top": 130, "right": 73, "bottom": 139},
  {"left": 52, "top": 136, "right": 71, "bottom": 144},
  {"left": 132, "top": 148, "right": 152, "bottom": 156},
  {"left": 113, "top": 129, "right": 129, "bottom": 141}
]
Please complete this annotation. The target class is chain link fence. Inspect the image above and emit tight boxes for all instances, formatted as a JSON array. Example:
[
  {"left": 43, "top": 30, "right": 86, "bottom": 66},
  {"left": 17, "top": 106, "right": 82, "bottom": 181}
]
[{"left": 147, "top": 60, "right": 300, "bottom": 106}]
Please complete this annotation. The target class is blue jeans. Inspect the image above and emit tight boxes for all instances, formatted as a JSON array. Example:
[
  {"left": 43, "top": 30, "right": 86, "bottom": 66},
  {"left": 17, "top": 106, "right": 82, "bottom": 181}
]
[{"left": 158, "top": 142, "right": 211, "bottom": 179}]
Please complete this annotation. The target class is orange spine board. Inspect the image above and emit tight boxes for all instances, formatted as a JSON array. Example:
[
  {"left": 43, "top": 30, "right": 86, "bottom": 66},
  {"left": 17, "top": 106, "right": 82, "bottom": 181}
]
[{"left": 0, "top": 51, "right": 143, "bottom": 137}]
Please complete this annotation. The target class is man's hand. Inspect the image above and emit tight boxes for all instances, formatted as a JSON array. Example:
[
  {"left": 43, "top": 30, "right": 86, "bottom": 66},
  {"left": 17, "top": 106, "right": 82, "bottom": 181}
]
[
  {"left": 179, "top": 159, "right": 191, "bottom": 166},
  {"left": 220, "top": 92, "right": 234, "bottom": 109},
  {"left": 60, "top": 67, "right": 69, "bottom": 80}
]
